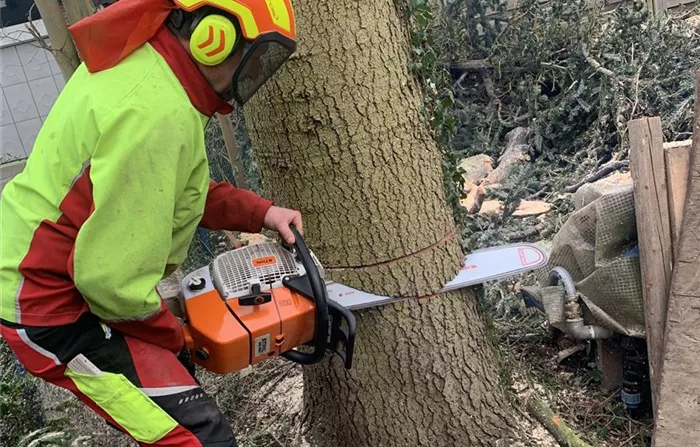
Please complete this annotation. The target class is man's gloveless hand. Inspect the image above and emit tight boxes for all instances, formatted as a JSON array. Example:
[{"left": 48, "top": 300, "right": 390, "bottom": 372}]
[{"left": 263, "top": 205, "right": 303, "bottom": 244}]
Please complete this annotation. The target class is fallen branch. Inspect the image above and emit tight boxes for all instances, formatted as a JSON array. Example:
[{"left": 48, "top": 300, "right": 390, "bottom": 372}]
[
  {"left": 581, "top": 43, "right": 634, "bottom": 83},
  {"left": 524, "top": 393, "right": 594, "bottom": 447},
  {"left": 551, "top": 344, "right": 586, "bottom": 363},
  {"left": 504, "top": 222, "right": 548, "bottom": 241},
  {"left": 482, "top": 127, "right": 532, "bottom": 186},
  {"left": 525, "top": 185, "right": 549, "bottom": 201},
  {"left": 449, "top": 59, "right": 494, "bottom": 72},
  {"left": 564, "top": 160, "right": 629, "bottom": 193}
]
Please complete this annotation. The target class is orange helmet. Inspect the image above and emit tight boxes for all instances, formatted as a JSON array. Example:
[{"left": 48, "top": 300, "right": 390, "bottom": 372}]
[
  {"left": 171, "top": 0, "right": 297, "bottom": 104},
  {"left": 172, "top": 0, "right": 295, "bottom": 42}
]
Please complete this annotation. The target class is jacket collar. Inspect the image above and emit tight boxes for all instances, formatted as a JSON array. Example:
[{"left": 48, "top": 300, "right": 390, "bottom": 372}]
[{"left": 149, "top": 26, "right": 234, "bottom": 117}]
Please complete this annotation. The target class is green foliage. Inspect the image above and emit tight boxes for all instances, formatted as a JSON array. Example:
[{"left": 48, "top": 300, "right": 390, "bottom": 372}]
[
  {"left": 429, "top": 0, "right": 700, "bottom": 249},
  {"left": 406, "top": 0, "right": 469, "bottom": 233},
  {"left": 2, "top": 340, "right": 43, "bottom": 445},
  {"left": 444, "top": 0, "right": 699, "bottom": 163}
]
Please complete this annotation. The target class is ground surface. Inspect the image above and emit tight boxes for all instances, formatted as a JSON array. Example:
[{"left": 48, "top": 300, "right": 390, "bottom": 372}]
[{"left": 482, "top": 278, "right": 654, "bottom": 447}]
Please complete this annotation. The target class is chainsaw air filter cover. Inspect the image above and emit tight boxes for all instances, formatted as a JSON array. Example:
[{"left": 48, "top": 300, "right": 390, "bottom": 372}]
[{"left": 212, "top": 243, "right": 307, "bottom": 299}]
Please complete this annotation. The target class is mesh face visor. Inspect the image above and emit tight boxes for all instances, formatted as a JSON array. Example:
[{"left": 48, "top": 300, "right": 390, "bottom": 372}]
[{"left": 232, "top": 33, "right": 295, "bottom": 104}]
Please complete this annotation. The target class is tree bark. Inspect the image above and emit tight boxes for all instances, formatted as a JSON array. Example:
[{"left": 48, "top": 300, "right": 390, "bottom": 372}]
[{"left": 243, "top": 0, "right": 515, "bottom": 445}]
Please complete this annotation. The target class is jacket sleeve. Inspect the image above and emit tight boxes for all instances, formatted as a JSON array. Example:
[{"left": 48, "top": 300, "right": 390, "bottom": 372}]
[
  {"left": 71, "top": 106, "right": 189, "bottom": 353},
  {"left": 199, "top": 180, "right": 273, "bottom": 233}
]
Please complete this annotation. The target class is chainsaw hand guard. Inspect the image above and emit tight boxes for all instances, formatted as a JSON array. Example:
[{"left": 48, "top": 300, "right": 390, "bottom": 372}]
[
  {"left": 283, "top": 272, "right": 356, "bottom": 369},
  {"left": 279, "top": 226, "right": 354, "bottom": 366}
]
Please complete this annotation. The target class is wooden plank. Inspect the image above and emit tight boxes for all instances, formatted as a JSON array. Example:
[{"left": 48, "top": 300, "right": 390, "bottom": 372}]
[
  {"left": 62, "top": 0, "right": 95, "bottom": 25},
  {"left": 217, "top": 113, "right": 249, "bottom": 189},
  {"left": 664, "top": 141, "right": 692, "bottom": 249},
  {"left": 628, "top": 116, "right": 673, "bottom": 415},
  {"left": 652, "top": 70, "right": 700, "bottom": 447}
]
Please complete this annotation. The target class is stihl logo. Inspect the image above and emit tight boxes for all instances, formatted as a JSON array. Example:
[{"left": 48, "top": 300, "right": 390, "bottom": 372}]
[
  {"left": 198, "top": 25, "right": 227, "bottom": 57},
  {"left": 252, "top": 256, "right": 277, "bottom": 267}
]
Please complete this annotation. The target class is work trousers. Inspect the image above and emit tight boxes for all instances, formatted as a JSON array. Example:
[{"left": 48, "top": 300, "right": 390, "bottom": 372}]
[{"left": 0, "top": 313, "right": 236, "bottom": 446}]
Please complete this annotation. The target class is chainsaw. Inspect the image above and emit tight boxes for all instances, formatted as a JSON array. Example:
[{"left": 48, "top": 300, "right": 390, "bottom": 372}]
[
  {"left": 176, "top": 227, "right": 549, "bottom": 375},
  {"left": 178, "top": 226, "right": 356, "bottom": 375}
]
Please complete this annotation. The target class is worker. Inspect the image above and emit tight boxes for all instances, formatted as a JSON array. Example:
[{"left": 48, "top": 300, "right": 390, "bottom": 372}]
[{"left": 0, "top": 0, "right": 300, "bottom": 445}]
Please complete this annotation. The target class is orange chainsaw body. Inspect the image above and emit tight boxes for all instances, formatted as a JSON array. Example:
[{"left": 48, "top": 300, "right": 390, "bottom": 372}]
[
  {"left": 178, "top": 237, "right": 356, "bottom": 375},
  {"left": 182, "top": 280, "right": 316, "bottom": 375}
]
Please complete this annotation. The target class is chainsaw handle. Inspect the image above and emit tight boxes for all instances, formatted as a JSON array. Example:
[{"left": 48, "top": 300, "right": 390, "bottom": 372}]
[{"left": 281, "top": 225, "right": 329, "bottom": 365}]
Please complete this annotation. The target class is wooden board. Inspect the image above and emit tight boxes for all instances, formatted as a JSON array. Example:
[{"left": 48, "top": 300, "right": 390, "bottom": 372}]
[
  {"left": 652, "top": 70, "right": 700, "bottom": 447},
  {"left": 664, "top": 141, "right": 691, "bottom": 250},
  {"left": 217, "top": 114, "right": 248, "bottom": 189},
  {"left": 628, "top": 116, "right": 674, "bottom": 414}
]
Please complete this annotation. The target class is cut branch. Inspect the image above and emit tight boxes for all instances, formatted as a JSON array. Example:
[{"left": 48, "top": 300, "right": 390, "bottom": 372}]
[
  {"left": 504, "top": 222, "right": 548, "bottom": 241},
  {"left": 449, "top": 59, "right": 494, "bottom": 72},
  {"left": 483, "top": 127, "right": 532, "bottom": 186},
  {"left": 524, "top": 393, "right": 594, "bottom": 447},
  {"left": 564, "top": 160, "right": 630, "bottom": 193}
]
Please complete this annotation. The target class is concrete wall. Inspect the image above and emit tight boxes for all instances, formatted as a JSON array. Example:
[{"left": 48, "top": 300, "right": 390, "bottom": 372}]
[{"left": 1, "top": 20, "right": 64, "bottom": 164}]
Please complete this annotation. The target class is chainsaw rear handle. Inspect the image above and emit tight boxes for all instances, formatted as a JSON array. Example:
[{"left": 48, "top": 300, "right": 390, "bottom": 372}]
[{"left": 281, "top": 225, "right": 329, "bottom": 365}]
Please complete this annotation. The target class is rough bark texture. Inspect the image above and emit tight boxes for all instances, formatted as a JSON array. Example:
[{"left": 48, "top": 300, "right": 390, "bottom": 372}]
[{"left": 243, "top": 0, "right": 514, "bottom": 445}]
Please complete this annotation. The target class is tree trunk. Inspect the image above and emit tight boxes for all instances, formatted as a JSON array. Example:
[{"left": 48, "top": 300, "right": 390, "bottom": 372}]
[{"left": 242, "top": 0, "right": 515, "bottom": 445}]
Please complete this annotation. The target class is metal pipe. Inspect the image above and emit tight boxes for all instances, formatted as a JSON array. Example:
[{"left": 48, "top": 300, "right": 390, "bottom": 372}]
[
  {"left": 564, "top": 318, "right": 612, "bottom": 340},
  {"left": 548, "top": 267, "right": 577, "bottom": 302},
  {"left": 548, "top": 266, "right": 613, "bottom": 340}
]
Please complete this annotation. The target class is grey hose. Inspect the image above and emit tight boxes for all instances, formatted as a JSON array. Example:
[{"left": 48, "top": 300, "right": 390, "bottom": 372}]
[{"left": 548, "top": 266, "right": 612, "bottom": 340}]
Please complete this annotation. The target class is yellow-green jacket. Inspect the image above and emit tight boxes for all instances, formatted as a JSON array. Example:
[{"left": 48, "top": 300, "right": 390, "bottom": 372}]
[{"left": 0, "top": 26, "right": 272, "bottom": 352}]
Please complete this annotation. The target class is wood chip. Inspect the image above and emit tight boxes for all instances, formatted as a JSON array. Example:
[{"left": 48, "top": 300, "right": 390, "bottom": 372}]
[
  {"left": 460, "top": 183, "right": 486, "bottom": 213},
  {"left": 479, "top": 200, "right": 502, "bottom": 216},
  {"left": 512, "top": 200, "right": 552, "bottom": 217}
]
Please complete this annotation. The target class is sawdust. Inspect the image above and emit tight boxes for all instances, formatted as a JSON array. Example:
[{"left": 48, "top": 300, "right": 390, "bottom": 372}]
[{"left": 227, "top": 231, "right": 274, "bottom": 247}]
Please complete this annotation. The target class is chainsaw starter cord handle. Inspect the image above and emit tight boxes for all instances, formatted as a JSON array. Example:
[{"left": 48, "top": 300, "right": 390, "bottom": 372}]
[{"left": 281, "top": 225, "right": 329, "bottom": 365}]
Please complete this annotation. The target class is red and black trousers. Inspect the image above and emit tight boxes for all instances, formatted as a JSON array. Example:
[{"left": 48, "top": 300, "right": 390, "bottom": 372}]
[{"left": 1, "top": 313, "right": 236, "bottom": 446}]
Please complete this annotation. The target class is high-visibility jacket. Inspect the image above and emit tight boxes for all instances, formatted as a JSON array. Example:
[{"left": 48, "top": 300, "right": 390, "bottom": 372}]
[{"left": 0, "top": 26, "right": 273, "bottom": 352}]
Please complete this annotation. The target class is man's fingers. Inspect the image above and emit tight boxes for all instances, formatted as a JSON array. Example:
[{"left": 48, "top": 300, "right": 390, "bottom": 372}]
[
  {"left": 279, "top": 223, "right": 295, "bottom": 244},
  {"left": 291, "top": 212, "right": 303, "bottom": 235}
]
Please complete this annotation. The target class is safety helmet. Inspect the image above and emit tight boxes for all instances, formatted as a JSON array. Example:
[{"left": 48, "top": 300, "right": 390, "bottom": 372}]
[{"left": 170, "top": 0, "right": 296, "bottom": 104}]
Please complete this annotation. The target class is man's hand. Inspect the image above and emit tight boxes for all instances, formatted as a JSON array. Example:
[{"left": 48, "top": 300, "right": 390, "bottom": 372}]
[{"left": 263, "top": 205, "right": 303, "bottom": 244}]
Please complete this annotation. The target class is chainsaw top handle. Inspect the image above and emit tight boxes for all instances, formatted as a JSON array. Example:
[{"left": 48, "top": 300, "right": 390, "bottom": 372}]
[{"left": 281, "top": 225, "right": 329, "bottom": 365}]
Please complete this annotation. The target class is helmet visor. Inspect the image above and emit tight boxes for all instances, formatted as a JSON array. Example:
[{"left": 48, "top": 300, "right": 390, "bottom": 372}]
[{"left": 232, "top": 33, "right": 295, "bottom": 105}]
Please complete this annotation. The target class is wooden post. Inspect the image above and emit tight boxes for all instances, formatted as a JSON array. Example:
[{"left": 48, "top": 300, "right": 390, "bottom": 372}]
[
  {"left": 217, "top": 114, "right": 248, "bottom": 190},
  {"left": 62, "top": 0, "right": 95, "bottom": 25},
  {"left": 33, "top": 0, "right": 80, "bottom": 80},
  {"left": 629, "top": 116, "right": 673, "bottom": 415},
  {"left": 652, "top": 70, "right": 700, "bottom": 447},
  {"left": 664, "top": 140, "right": 692, "bottom": 250}
]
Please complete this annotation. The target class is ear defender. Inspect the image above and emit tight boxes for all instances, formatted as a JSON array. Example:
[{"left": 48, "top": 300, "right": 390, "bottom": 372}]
[{"left": 189, "top": 14, "right": 238, "bottom": 66}]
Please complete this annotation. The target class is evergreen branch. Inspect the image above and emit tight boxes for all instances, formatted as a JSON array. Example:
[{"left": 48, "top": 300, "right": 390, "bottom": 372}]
[{"left": 581, "top": 43, "right": 635, "bottom": 83}]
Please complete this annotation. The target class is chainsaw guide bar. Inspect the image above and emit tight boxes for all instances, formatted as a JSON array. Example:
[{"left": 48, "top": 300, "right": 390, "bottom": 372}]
[{"left": 326, "top": 242, "right": 548, "bottom": 310}]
